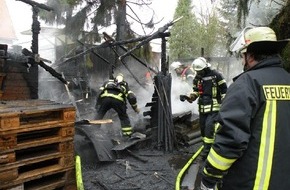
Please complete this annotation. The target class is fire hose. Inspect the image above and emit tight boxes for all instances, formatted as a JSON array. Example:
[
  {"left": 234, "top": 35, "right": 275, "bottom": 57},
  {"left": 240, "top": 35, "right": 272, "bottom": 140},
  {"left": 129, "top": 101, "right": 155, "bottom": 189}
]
[
  {"left": 175, "top": 145, "right": 204, "bottom": 190},
  {"left": 75, "top": 155, "right": 84, "bottom": 190}
]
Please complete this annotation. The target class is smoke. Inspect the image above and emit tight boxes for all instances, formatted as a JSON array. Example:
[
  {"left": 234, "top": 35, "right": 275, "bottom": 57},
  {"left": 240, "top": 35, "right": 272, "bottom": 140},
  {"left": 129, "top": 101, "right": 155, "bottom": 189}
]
[
  {"left": 171, "top": 76, "right": 199, "bottom": 115},
  {"left": 247, "top": 0, "right": 285, "bottom": 26}
]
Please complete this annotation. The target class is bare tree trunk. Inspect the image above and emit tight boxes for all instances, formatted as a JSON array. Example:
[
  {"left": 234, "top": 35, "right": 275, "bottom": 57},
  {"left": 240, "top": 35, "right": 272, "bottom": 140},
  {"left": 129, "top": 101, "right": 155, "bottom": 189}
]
[{"left": 116, "top": 0, "right": 127, "bottom": 42}]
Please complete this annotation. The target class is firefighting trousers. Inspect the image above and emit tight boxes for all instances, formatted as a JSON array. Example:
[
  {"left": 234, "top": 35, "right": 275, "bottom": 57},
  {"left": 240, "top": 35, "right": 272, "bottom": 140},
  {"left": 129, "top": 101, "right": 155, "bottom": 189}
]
[
  {"left": 199, "top": 112, "right": 218, "bottom": 159},
  {"left": 95, "top": 97, "right": 132, "bottom": 136}
]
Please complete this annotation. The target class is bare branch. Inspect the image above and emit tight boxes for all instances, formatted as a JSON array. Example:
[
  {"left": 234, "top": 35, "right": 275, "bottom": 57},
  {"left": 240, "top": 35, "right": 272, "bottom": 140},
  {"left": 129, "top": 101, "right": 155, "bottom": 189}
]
[
  {"left": 126, "top": 3, "right": 147, "bottom": 34},
  {"left": 126, "top": 0, "right": 152, "bottom": 6},
  {"left": 271, "top": 0, "right": 287, "bottom": 7}
]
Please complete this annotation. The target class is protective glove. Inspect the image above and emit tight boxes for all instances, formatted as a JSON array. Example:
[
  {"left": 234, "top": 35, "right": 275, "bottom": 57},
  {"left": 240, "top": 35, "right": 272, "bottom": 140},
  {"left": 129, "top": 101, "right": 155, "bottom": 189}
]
[
  {"left": 134, "top": 107, "right": 140, "bottom": 114},
  {"left": 200, "top": 181, "right": 215, "bottom": 190},
  {"left": 179, "top": 95, "right": 188, "bottom": 102},
  {"left": 189, "top": 93, "right": 197, "bottom": 102}
]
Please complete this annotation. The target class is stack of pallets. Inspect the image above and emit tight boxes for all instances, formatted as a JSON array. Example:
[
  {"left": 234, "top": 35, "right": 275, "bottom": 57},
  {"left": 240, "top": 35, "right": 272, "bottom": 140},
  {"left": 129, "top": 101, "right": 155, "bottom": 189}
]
[{"left": 0, "top": 100, "right": 76, "bottom": 190}]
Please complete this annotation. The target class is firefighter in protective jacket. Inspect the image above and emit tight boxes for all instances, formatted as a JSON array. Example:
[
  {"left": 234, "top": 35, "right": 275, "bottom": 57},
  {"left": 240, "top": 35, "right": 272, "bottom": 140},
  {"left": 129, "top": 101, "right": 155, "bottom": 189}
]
[
  {"left": 180, "top": 57, "right": 227, "bottom": 160},
  {"left": 95, "top": 73, "right": 140, "bottom": 137},
  {"left": 200, "top": 27, "right": 290, "bottom": 190}
]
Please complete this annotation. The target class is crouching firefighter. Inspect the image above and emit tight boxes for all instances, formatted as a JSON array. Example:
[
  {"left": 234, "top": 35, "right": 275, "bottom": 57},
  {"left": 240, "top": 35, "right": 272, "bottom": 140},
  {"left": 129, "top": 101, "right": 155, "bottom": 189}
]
[
  {"left": 95, "top": 73, "right": 140, "bottom": 138},
  {"left": 180, "top": 57, "right": 227, "bottom": 160}
]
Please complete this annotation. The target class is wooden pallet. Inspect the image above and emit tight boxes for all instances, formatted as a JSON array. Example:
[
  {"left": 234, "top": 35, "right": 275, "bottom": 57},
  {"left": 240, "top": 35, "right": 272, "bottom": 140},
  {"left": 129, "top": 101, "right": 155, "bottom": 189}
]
[
  {"left": 0, "top": 100, "right": 76, "bottom": 189},
  {"left": 0, "top": 122, "right": 75, "bottom": 152},
  {"left": 0, "top": 100, "right": 76, "bottom": 134},
  {"left": 0, "top": 140, "right": 75, "bottom": 181}
]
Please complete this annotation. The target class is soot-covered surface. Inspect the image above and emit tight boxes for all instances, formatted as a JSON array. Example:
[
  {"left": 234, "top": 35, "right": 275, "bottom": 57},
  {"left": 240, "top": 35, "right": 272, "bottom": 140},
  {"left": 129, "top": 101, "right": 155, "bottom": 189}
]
[{"left": 76, "top": 133, "right": 202, "bottom": 190}]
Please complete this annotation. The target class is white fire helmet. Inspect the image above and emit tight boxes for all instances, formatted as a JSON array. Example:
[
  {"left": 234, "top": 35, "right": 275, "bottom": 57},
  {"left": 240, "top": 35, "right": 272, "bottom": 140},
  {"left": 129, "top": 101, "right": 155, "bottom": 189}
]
[
  {"left": 192, "top": 57, "right": 211, "bottom": 71},
  {"left": 115, "top": 73, "right": 124, "bottom": 83},
  {"left": 230, "top": 26, "right": 289, "bottom": 54},
  {"left": 171, "top": 61, "right": 182, "bottom": 70}
]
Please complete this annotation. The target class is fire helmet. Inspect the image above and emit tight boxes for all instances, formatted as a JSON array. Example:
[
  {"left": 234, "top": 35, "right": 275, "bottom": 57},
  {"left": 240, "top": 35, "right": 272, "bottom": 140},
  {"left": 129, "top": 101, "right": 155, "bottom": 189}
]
[
  {"left": 230, "top": 26, "right": 289, "bottom": 54},
  {"left": 171, "top": 61, "right": 183, "bottom": 70},
  {"left": 192, "top": 57, "right": 211, "bottom": 71}
]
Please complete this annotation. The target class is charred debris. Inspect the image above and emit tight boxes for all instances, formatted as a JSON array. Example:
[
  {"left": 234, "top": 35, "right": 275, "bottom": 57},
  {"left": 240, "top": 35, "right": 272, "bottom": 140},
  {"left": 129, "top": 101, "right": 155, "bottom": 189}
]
[{"left": 1, "top": 14, "right": 202, "bottom": 189}]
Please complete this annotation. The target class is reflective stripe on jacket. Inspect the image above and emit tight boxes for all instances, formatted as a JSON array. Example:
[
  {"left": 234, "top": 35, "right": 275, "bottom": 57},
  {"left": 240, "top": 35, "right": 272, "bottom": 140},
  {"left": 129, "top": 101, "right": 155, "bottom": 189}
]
[
  {"left": 193, "top": 69, "right": 227, "bottom": 113},
  {"left": 99, "top": 79, "right": 137, "bottom": 109}
]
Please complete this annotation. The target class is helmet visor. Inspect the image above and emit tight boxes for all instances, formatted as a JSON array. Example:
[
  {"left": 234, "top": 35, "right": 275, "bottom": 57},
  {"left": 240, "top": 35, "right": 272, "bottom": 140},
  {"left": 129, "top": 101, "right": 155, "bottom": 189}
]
[{"left": 230, "top": 27, "right": 253, "bottom": 53}]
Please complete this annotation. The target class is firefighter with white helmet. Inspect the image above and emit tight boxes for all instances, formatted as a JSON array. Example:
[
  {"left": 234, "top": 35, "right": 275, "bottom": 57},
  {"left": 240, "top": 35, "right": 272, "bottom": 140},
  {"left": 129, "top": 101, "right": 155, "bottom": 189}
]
[
  {"left": 200, "top": 27, "right": 290, "bottom": 190},
  {"left": 191, "top": 57, "right": 211, "bottom": 71},
  {"left": 171, "top": 61, "right": 183, "bottom": 70},
  {"left": 171, "top": 61, "right": 195, "bottom": 84},
  {"left": 181, "top": 57, "right": 227, "bottom": 161},
  {"left": 95, "top": 73, "right": 140, "bottom": 139}
]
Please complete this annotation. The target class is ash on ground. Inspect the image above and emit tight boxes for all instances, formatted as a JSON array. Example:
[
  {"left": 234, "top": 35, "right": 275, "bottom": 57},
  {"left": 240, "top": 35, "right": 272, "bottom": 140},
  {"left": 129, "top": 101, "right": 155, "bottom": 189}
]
[
  {"left": 75, "top": 111, "right": 202, "bottom": 190},
  {"left": 82, "top": 145, "right": 202, "bottom": 190}
]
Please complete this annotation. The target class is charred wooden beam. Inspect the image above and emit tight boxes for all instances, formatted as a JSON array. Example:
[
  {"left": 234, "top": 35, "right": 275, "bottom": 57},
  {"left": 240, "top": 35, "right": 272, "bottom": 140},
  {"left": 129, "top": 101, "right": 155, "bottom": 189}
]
[{"left": 22, "top": 48, "right": 68, "bottom": 85}]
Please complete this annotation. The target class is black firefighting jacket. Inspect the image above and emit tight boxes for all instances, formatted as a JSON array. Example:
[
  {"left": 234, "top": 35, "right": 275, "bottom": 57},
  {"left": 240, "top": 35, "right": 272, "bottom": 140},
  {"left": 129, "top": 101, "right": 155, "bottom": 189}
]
[
  {"left": 202, "top": 56, "right": 290, "bottom": 190},
  {"left": 98, "top": 79, "right": 138, "bottom": 110},
  {"left": 192, "top": 69, "right": 227, "bottom": 113}
]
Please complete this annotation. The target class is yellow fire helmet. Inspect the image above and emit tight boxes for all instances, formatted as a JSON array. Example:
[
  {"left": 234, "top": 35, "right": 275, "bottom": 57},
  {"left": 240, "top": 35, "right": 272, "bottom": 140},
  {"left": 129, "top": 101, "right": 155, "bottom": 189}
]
[{"left": 230, "top": 26, "right": 289, "bottom": 54}]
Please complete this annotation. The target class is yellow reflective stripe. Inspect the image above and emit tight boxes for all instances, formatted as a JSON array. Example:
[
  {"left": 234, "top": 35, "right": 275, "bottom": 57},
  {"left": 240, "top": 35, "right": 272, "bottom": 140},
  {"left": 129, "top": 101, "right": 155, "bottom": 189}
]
[
  {"left": 122, "top": 126, "right": 133, "bottom": 135},
  {"left": 221, "top": 94, "right": 226, "bottom": 99},
  {"left": 200, "top": 105, "right": 220, "bottom": 113},
  {"left": 254, "top": 100, "right": 276, "bottom": 190},
  {"left": 218, "top": 79, "right": 226, "bottom": 85},
  {"left": 199, "top": 102, "right": 220, "bottom": 108},
  {"left": 203, "top": 136, "right": 214, "bottom": 144},
  {"left": 203, "top": 167, "right": 223, "bottom": 179},
  {"left": 100, "top": 90, "right": 124, "bottom": 101},
  {"left": 122, "top": 86, "right": 127, "bottom": 94},
  {"left": 207, "top": 148, "right": 236, "bottom": 171},
  {"left": 212, "top": 86, "right": 217, "bottom": 97},
  {"left": 122, "top": 126, "right": 132, "bottom": 132},
  {"left": 214, "top": 123, "right": 221, "bottom": 133},
  {"left": 200, "top": 108, "right": 220, "bottom": 113}
]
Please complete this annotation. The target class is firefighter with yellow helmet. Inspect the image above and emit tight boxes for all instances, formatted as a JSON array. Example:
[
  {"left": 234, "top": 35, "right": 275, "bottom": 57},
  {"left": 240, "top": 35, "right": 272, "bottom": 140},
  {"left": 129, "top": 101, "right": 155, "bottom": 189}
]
[
  {"left": 200, "top": 27, "right": 290, "bottom": 190},
  {"left": 181, "top": 57, "right": 227, "bottom": 160},
  {"left": 95, "top": 73, "right": 140, "bottom": 138}
]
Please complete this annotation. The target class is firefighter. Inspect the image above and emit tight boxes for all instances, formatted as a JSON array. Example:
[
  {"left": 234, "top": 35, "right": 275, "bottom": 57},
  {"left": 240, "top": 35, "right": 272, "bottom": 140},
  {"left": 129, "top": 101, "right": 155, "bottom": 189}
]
[
  {"left": 180, "top": 57, "right": 227, "bottom": 160},
  {"left": 200, "top": 27, "right": 290, "bottom": 190},
  {"left": 95, "top": 73, "right": 140, "bottom": 138},
  {"left": 171, "top": 61, "right": 195, "bottom": 85}
]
